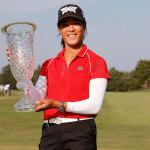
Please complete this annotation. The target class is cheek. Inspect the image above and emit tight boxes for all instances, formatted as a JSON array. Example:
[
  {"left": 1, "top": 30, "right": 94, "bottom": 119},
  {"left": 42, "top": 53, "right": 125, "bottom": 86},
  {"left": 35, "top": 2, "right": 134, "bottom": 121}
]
[
  {"left": 78, "top": 30, "right": 84, "bottom": 40},
  {"left": 60, "top": 32, "right": 67, "bottom": 41},
  {"left": 78, "top": 27, "right": 84, "bottom": 37},
  {"left": 59, "top": 28, "right": 66, "bottom": 36}
]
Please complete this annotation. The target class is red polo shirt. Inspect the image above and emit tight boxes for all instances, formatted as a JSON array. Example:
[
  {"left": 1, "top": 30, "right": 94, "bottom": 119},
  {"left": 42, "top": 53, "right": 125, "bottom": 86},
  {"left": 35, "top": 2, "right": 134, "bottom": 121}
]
[{"left": 39, "top": 45, "right": 110, "bottom": 120}]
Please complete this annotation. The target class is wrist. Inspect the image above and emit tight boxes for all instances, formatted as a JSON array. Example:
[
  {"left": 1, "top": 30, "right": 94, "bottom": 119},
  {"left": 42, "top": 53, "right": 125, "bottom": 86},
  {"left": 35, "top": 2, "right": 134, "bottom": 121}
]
[
  {"left": 58, "top": 101, "right": 67, "bottom": 112},
  {"left": 59, "top": 101, "right": 64, "bottom": 112},
  {"left": 47, "top": 100, "right": 67, "bottom": 111},
  {"left": 64, "top": 102, "right": 67, "bottom": 111}
]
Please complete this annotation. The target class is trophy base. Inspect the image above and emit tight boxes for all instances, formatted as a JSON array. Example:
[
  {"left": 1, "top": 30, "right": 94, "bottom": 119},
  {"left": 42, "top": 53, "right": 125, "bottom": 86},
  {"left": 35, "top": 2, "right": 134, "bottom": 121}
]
[
  {"left": 14, "top": 93, "right": 36, "bottom": 112},
  {"left": 14, "top": 105, "right": 35, "bottom": 112},
  {"left": 14, "top": 84, "right": 39, "bottom": 112}
]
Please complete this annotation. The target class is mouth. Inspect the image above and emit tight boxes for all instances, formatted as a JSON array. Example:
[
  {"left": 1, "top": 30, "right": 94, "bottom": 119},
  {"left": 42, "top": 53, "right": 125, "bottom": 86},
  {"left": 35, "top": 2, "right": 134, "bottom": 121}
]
[{"left": 68, "top": 34, "right": 77, "bottom": 38}]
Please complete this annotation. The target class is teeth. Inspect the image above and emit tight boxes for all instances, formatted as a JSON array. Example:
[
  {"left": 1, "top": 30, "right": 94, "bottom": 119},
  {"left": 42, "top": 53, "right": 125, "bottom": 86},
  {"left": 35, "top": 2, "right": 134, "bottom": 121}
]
[{"left": 68, "top": 35, "right": 76, "bottom": 37}]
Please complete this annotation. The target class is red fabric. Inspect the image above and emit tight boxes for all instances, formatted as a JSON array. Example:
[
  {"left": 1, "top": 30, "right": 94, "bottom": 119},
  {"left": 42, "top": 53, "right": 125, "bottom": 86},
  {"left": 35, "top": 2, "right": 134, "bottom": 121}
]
[{"left": 39, "top": 45, "right": 110, "bottom": 120}]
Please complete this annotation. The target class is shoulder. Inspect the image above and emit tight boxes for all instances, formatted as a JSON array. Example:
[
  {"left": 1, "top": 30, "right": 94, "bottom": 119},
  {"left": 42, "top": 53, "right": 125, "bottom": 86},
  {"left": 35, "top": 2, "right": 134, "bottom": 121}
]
[
  {"left": 40, "top": 59, "right": 51, "bottom": 71},
  {"left": 41, "top": 59, "right": 52, "bottom": 67},
  {"left": 40, "top": 58, "right": 55, "bottom": 76},
  {"left": 86, "top": 49, "right": 110, "bottom": 80},
  {"left": 86, "top": 49, "right": 106, "bottom": 65}
]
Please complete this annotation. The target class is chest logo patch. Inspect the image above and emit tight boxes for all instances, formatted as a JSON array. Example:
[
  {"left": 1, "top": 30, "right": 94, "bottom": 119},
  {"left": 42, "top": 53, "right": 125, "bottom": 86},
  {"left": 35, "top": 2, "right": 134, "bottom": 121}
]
[{"left": 77, "top": 66, "right": 83, "bottom": 70}]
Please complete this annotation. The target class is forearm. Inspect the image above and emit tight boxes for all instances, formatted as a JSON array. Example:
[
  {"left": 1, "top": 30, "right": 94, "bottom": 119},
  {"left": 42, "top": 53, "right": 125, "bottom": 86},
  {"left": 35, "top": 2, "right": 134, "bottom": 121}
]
[{"left": 66, "top": 78, "right": 108, "bottom": 115}]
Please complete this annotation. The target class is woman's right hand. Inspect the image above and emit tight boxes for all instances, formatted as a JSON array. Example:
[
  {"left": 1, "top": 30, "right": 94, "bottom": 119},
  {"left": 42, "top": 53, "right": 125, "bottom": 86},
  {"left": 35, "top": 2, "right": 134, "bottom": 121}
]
[{"left": 6, "top": 46, "right": 10, "bottom": 61}]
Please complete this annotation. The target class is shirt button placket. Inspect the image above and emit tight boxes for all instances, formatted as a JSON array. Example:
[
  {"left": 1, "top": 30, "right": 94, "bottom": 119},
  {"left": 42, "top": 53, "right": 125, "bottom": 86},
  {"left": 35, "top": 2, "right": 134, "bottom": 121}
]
[{"left": 60, "top": 62, "right": 66, "bottom": 78}]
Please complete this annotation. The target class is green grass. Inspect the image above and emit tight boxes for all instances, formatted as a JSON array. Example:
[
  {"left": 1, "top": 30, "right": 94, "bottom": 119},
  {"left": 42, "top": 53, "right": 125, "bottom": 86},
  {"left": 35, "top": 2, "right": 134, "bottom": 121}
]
[
  {"left": 0, "top": 90, "right": 43, "bottom": 150},
  {"left": 0, "top": 90, "right": 150, "bottom": 150},
  {"left": 96, "top": 90, "right": 150, "bottom": 150}
]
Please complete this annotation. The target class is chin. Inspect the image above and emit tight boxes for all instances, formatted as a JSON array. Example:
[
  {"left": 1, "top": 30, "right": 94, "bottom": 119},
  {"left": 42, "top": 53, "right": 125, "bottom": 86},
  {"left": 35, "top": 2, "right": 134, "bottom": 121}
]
[
  {"left": 67, "top": 41, "right": 81, "bottom": 46},
  {"left": 67, "top": 43, "right": 77, "bottom": 46}
]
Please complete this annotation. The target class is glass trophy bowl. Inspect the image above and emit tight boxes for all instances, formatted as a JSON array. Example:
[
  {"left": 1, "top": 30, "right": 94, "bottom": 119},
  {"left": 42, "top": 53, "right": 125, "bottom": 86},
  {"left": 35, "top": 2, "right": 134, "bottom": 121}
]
[{"left": 1, "top": 22, "right": 37, "bottom": 112}]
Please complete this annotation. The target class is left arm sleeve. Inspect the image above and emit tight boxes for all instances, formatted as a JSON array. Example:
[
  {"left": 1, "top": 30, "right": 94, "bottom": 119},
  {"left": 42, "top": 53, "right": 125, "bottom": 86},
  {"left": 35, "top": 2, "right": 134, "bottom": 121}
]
[{"left": 66, "top": 78, "right": 108, "bottom": 115}]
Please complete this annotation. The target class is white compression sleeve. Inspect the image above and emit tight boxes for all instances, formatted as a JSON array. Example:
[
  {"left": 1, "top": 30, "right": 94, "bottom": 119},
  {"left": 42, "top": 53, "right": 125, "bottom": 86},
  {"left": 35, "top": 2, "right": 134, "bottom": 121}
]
[
  {"left": 34, "top": 75, "right": 47, "bottom": 100},
  {"left": 28, "top": 76, "right": 47, "bottom": 102},
  {"left": 66, "top": 78, "right": 108, "bottom": 115}
]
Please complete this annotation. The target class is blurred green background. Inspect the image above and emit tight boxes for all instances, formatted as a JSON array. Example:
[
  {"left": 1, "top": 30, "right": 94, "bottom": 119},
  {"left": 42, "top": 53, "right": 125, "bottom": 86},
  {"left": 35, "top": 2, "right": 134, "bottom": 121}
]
[{"left": 0, "top": 90, "right": 150, "bottom": 150}]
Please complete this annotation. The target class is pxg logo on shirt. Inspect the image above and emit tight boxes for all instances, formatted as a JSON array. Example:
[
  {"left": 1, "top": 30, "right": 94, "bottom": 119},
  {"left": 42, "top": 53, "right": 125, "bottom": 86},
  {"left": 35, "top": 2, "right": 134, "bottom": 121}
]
[{"left": 61, "top": 6, "right": 77, "bottom": 15}]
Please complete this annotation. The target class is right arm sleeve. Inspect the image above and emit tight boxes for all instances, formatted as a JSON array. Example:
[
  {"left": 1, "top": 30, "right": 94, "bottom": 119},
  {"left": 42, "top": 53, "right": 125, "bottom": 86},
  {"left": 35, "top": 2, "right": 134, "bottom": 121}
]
[
  {"left": 29, "top": 60, "right": 50, "bottom": 100},
  {"left": 34, "top": 75, "right": 47, "bottom": 100}
]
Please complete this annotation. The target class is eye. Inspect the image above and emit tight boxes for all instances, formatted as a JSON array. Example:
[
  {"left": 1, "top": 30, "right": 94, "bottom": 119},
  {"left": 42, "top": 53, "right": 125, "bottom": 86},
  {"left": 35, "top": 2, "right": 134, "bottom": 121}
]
[
  {"left": 74, "top": 21, "right": 80, "bottom": 25},
  {"left": 60, "top": 23, "right": 68, "bottom": 28}
]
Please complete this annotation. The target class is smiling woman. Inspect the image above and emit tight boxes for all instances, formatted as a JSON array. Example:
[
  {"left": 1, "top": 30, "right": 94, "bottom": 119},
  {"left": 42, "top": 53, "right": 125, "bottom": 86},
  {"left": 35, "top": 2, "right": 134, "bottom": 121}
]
[
  {"left": 57, "top": 5, "right": 87, "bottom": 49},
  {"left": 33, "top": 4, "right": 110, "bottom": 150},
  {"left": 58, "top": 17, "right": 85, "bottom": 50},
  {"left": 4, "top": 3, "right": 110, "bottom": 150}
]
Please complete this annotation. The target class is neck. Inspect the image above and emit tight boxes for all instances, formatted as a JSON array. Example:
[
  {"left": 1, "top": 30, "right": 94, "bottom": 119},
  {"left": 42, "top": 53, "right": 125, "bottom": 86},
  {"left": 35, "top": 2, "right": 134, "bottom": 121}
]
[{"left": 64, "top": 44, "right": 84, "bottom": 58}]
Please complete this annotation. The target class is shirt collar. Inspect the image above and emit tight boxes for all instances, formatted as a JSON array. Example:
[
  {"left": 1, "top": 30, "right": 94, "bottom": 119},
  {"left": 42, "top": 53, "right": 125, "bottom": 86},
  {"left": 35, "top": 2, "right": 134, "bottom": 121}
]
[
  {"left": 56, "top": 45, "right": 88, "bottom": 59},
  {"left": 76, "top": 45, "right": 88, "bottom": 57},
  {"left": 56, "top": 48, "right": 65, "bottom": 59}
]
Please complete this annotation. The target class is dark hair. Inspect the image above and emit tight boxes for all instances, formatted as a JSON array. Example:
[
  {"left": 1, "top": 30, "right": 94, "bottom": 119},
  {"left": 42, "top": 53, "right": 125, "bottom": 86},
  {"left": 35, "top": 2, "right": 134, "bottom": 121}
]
[{"left": 58, "top": 20, "right": 87, "bottom": 48}]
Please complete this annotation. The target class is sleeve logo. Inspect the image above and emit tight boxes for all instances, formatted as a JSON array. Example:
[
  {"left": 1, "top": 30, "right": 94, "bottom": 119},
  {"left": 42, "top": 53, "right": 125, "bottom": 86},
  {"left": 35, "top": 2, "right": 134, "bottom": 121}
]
[{"left": 61, "top": 6, "right": 77, "bottom": 15}]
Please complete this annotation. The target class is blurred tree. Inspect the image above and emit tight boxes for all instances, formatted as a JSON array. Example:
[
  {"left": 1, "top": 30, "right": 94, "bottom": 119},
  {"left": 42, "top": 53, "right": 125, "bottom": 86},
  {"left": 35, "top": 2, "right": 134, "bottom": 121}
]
[
  {"left": 107, "top": 67, "right": 121, "bottom": 91},
  {"left": 107, "top": 67, "right": 129, "bottom": 91},
  {"left": 128, "top": 70, "right": 140, "bottom": 90},
  {"left": 135, "top": 60, "right": 150, "bottom": 88},
  {"left": 0, "top": 74, "right": 3, "bottom": 84},
  {"left": 107, "top": 67, "right": 141, "bottom": 91},
  {"left": 1, "top": 64, "right": 17, "bottom": 89}
]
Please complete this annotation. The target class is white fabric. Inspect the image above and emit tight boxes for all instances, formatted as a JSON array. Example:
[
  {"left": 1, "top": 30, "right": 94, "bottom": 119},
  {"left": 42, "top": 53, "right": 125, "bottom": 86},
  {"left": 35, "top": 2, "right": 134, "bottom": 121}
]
[
  {"left": 28, "top": 86, "right": 41, "bottom": 101},
  {"left": 35, "top": 75, "right": 47, "bottom": 100},
  {"left": 27, "top": 76, "right": 47, "bottom": 102},
  {"left": 66, "top": 78, "right": 108, "bottom": 115}
]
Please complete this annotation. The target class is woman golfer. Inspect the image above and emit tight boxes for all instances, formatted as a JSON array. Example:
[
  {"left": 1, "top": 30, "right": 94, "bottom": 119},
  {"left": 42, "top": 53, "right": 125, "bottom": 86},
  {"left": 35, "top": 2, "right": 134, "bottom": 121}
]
[{"left": 7, "top": 4, "right": 110, "bottom": 150}]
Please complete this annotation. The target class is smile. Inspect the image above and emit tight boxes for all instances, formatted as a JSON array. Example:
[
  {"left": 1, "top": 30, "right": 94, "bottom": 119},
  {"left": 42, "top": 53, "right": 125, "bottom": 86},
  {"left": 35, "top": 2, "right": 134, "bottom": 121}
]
[{"left": 68, "top": 34, "right": 77, "bottom": 37}]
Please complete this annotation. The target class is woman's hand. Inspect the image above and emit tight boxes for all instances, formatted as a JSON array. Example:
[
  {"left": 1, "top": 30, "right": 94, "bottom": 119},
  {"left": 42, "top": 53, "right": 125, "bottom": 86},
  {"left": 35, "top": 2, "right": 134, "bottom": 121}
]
[
  {"left": 6, "top": 46, "right": 10, "bottom": 61},
  {"left": 35, "top": 99, "right": 67, "bottom": 112},
  {"left": 35, "top": 99, "right": 55, "bottom": 112}
]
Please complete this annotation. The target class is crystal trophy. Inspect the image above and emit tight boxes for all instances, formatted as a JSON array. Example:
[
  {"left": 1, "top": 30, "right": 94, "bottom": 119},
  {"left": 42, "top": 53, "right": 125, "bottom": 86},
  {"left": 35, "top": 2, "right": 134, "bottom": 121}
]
[{"left": 1, "top": 22, "right": 38, "bottom": 112}]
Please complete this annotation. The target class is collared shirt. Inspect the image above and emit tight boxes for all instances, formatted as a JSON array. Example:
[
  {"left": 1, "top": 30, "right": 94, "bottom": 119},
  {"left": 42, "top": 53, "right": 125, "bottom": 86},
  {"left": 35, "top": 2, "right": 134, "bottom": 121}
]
[{"left": 40, "top": 45, "right": 110, "bottom": 120}]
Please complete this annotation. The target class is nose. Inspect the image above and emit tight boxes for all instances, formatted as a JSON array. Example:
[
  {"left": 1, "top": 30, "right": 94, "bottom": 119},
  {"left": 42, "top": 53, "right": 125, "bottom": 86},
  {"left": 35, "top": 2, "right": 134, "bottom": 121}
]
[{"left": 68, "top": 25, "right": 75, "bottom": 31}]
